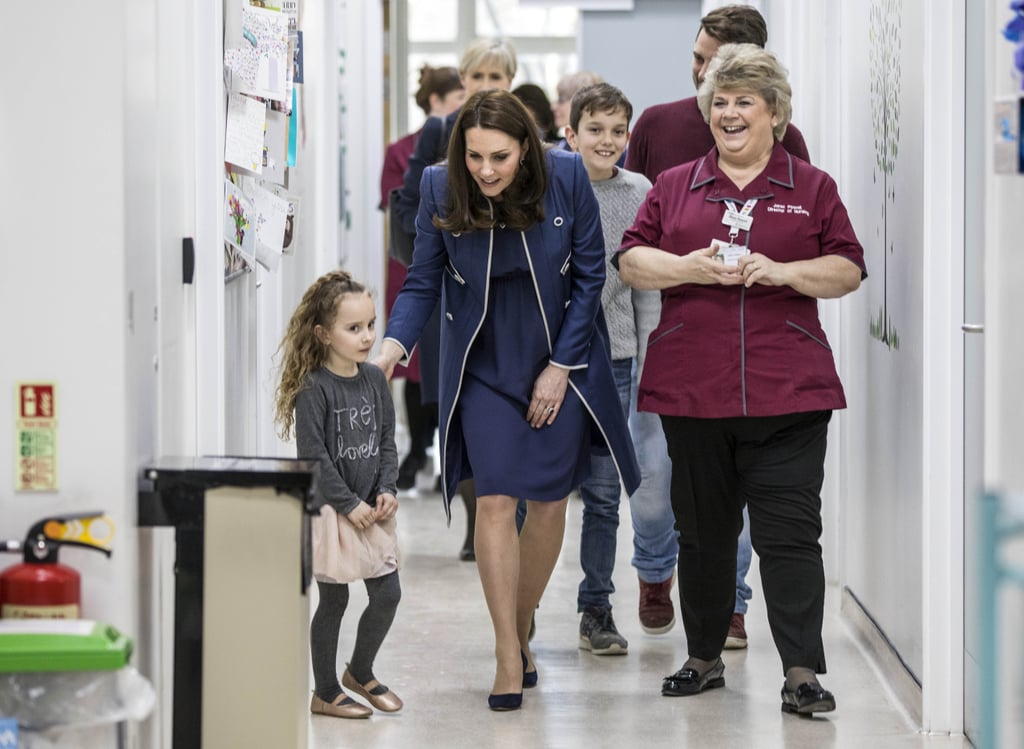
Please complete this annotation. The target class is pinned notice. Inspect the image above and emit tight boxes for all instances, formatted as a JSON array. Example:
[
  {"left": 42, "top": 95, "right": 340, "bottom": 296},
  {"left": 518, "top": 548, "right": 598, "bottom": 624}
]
[{"left": 15, "top": 383, "right": 58, "bottom": 492}]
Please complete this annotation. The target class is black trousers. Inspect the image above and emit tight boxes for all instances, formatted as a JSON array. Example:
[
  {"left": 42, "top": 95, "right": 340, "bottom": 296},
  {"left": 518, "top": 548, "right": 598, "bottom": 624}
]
[{"left": 660, "top": 410, "right": 831, "bottom": 674}]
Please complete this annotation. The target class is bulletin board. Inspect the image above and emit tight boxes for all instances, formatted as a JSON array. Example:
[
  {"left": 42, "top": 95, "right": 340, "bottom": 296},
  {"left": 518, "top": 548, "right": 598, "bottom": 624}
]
[{"left": 222, "top": 1, "right": 305, "bottom": 282}]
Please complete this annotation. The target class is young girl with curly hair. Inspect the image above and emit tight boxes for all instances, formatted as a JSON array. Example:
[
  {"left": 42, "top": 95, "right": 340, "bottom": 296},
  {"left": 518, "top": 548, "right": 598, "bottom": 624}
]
[{"left": 274, "top": 270, "right": 402, "bottom": 719}]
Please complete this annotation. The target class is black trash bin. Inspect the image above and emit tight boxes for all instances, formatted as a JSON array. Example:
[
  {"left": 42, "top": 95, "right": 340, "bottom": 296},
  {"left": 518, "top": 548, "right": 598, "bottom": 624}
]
[{"left": 138, "top": 456, "right": 320, "bottom": 749}]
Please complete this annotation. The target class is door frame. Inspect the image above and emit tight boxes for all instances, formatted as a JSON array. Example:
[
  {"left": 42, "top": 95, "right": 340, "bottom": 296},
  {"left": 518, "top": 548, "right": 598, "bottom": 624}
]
[{"left": 920, "top": 0, "right": 968, "bottom": 735}]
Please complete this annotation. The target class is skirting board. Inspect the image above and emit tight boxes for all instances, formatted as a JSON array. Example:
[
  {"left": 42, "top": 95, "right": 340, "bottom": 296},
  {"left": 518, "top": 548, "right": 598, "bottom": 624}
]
[{"left": 841, "top": 586, "right": 923, "bottom": 727}]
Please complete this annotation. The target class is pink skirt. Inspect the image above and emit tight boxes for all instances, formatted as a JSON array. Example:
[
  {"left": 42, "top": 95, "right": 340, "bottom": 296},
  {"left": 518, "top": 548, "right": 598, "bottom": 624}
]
[{"left": 311, "top": 505, "right": 400, "bottom": 584}]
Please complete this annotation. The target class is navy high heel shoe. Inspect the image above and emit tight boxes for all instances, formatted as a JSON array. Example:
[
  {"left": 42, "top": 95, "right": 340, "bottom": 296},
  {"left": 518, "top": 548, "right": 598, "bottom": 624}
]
[
  {"left": 521, "top": 651, "right": 538, "bottom": 689},
  {"left": 488, "top": 692, "right": 523, "bottom": 711}
]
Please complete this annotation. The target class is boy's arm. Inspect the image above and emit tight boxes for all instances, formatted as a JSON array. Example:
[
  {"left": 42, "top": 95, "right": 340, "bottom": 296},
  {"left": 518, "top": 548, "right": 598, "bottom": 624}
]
[{"left": 632, "top": 287, "right": 661, "bottom": 380}]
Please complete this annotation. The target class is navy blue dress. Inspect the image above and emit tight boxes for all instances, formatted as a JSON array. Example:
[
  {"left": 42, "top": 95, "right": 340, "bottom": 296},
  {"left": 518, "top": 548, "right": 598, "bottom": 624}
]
[{"left": 458, "top": 233, "right": 592, "bottom": 501}]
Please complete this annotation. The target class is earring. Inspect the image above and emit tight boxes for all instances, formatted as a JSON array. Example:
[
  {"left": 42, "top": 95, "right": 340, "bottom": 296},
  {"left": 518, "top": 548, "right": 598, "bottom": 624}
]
[{"left": 520, "top": 157, "right": 526, "bottom": 166}]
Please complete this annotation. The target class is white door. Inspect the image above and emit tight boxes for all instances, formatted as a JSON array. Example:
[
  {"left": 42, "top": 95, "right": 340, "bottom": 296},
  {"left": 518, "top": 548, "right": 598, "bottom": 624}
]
[{"left": 961, "top": 0, "right": 985, "bottom": 741}]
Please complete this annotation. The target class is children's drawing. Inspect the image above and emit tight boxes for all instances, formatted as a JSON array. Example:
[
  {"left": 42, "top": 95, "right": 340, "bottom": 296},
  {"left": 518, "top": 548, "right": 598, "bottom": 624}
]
[{"left": 224, "top": 179, "right": 256, "bottom": 260}]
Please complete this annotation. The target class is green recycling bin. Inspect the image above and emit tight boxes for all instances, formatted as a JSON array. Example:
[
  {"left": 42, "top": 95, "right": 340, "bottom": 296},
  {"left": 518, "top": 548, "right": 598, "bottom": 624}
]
[{"left": 0, "top": 619, "right": 154, "bottom": 748}]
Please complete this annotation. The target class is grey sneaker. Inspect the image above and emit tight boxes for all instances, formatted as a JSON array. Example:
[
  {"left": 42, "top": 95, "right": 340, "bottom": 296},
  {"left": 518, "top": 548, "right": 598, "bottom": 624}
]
[{"left": 579, "top": 606, "right": 628, "bottom": 655}]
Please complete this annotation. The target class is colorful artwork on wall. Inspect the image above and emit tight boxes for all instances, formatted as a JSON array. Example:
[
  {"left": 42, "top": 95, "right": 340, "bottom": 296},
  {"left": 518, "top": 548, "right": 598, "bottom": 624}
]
[{"left": 868, "top": 0, "right": 903, "bottom": 350}]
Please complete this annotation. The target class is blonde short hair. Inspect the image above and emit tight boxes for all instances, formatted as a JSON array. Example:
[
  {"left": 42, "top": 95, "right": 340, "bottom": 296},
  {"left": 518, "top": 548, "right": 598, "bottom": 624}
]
[
  {"left": 697, "top": 43, "right": 792, "bottom": 141},
  {"left": 459, "top": 38, "right": 517, "bottom": 81}
]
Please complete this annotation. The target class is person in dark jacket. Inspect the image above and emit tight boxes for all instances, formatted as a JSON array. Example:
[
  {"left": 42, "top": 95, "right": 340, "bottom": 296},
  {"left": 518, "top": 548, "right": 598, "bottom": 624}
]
[{"left": 375, "top": 90, "right": 639, "bottom": 712}]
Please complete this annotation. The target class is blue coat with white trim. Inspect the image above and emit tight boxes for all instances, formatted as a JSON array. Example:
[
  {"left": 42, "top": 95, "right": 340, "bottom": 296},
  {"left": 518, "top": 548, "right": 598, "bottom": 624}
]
[{"left": 384, "top": 148, "right": 640, "bottom": 518}]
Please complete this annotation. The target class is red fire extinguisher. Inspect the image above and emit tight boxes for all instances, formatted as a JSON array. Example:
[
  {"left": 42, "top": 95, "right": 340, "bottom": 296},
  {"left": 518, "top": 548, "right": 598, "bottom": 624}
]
[{"left": 0, "top": 511, "right": 114, "bottom": 619}]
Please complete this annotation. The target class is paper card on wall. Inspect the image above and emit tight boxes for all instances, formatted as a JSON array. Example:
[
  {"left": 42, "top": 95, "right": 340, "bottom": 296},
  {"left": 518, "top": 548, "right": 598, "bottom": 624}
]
[
  {"left": 281, "top": 0, "right": 299, "bottom": 32},
  {"left": 223, "top": 6, "right": 290, "bottom": 102},
  {"left": 224, "top": 179, "right": 256, "bottom": 260},
  {"left": 268, "top": 185, "right": 301, "bottom": 254},
  {"left": 288, "top": 87, "right": 298, "bottom": 167},
  {"left": 224, "top": 241, "right": 251, "bottom": 282},
  {"left": 225, "top": 93, "right": 266, "bottom": 173},
  {"left": 262, "top": 109, "right": 289, "bottom": 185},
  {"left": 245, "top": 182, "right": 290, "bottom": 272},
  {"left": 293, "top": 31, "right": 304, "bottom": 84}
]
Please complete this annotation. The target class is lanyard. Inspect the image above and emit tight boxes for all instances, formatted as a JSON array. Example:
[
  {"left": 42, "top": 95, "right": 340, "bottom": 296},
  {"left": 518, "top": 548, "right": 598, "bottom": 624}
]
[{"left": 722, "top": 198, "right": 758, "bottom": 244}]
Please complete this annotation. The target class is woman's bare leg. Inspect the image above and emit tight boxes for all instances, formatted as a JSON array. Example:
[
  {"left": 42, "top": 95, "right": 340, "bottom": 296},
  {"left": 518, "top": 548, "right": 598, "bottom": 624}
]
[
  {"left": 516, "top": 496, "right": 569, "bottom": 671},
  {"left": 459, "top": 479, "right": 477, "bottom": 560},
  {"left": 474, "top": 494, "right": 523, "bottom": 695}
]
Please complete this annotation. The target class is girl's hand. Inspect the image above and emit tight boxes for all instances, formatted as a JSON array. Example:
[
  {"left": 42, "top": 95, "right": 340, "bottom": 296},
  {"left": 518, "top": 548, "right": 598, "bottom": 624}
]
[
  {"left": 374, "top": 493, "right": 398, "bottom": 521},
  {"left": 345, "top": 502, "right": 376, "bottom": 529},
  {"left": 527, "top": 364, "right": 570, "bottom": 429}
]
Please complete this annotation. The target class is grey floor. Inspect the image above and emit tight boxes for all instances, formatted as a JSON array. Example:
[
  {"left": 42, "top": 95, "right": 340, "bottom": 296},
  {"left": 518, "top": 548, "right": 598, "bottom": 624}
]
[{"left": 309, "top": 475, "right": 973, "bottom": 749}]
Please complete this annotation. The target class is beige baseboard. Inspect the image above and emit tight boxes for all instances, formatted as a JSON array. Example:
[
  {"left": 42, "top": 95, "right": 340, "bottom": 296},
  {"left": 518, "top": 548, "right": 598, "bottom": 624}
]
[{"left": 841, "top": 586, "right": 923, "bottom": 727}]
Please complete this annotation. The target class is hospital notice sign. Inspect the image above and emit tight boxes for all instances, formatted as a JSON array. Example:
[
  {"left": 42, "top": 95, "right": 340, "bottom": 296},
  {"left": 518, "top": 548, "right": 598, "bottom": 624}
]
[{"left": 16, "top": 383, "right": 58, "bottom": 492}]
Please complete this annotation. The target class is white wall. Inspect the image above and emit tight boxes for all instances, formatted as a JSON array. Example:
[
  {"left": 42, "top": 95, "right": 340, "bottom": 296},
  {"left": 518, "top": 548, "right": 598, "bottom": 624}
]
[
  {"left": 0, "top": 2, "right": 382, "bottom": 747},
  {"left": 0, "top": 0, "right": 148, "bottom": 634},
  {"left": 983, "top": 1, "right": 1024, "bottom": 745},
  {"left": 581, "top": 0, "right": 701, "bottom": 118},
  {"left": 836, "top": 0, "right": 928, "bottom": 678}
]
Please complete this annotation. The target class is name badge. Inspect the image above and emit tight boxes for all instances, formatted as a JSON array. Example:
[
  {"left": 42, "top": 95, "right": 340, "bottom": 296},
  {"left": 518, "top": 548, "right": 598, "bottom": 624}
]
[
  {"left": 711, "top": 238, "right": 750, "bottom": 267},
  {"left": 722, "top": 209, "right": 753, "bottom": 231}
]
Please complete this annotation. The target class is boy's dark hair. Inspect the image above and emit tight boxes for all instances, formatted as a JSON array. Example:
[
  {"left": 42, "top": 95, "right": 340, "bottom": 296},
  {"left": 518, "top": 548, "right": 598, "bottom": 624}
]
[
  {"left": 698, "top": 4, "right": 768, "bottom": 47},
  {"left": 569, "top": 83, "right": 633, "bottom": 133}
]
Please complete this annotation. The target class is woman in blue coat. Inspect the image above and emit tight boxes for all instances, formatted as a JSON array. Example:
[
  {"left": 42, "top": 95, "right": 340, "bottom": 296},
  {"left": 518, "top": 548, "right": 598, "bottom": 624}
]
[{"left": 375, "top": 90, "right": 639, "bottom": 711}]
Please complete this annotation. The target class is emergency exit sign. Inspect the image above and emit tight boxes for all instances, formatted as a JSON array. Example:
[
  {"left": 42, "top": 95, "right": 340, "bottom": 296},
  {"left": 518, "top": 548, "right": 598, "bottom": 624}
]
[{"left": 15, "top": 382, "right": 58, "bottom": 491}]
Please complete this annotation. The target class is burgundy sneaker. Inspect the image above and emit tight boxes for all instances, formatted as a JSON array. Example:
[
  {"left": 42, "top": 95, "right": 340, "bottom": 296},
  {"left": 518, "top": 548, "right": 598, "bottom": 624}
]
[
  {"left": 724, "top": 613, "right": 748, "bottom": 649},
  {"left": 638, "top": 577, "right": 675, "bottom": 634}
]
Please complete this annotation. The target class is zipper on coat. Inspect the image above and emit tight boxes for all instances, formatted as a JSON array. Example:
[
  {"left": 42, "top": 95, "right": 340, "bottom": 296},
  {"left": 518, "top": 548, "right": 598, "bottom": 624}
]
[
  {"left": 440, "top": 202, "right": 494, "bottom": 523},
  {"left": 520, "top": 232, "right": 554, "bottom": 353},
  {"left": 740, "top": 286, "right": 747, "bottom": 416}
]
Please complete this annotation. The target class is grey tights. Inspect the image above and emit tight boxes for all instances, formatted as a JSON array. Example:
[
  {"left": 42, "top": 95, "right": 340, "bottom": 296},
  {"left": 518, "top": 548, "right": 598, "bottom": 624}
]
[{"left": 310, "top": 571, "right": 401, "bottom": 702}]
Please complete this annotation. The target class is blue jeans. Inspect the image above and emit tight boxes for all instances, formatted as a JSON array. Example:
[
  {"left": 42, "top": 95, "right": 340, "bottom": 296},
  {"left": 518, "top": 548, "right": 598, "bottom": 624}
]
[
  {"left": 576, "top": 358, "right": 633, "bottom": 612},
  {"left": 735, "top": 505, "right": 752, "bottom": 614},
  {"left": 627, "top": 369, "right": 677, "bottom": 584},
  {"left": 629, "top": 365, "right": 753, "bottom": 614}
]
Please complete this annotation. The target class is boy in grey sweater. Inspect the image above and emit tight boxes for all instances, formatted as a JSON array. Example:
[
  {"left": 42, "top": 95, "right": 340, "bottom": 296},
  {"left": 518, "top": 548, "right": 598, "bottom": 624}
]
[{"left": 564, "top": 83, "right": 666, "bottom": 654}]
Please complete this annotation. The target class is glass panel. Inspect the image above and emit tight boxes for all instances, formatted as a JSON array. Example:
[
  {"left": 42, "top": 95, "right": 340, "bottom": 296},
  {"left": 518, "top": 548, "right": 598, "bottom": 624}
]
[
  {"left": 513, "top": 52, "right": 578, "bottom": 103},
  {"left": 476, "top": 0, "right": 578, "bottom": 37},
  {"left": 408, "top": 0, "right": 458, "bottom": 42}
]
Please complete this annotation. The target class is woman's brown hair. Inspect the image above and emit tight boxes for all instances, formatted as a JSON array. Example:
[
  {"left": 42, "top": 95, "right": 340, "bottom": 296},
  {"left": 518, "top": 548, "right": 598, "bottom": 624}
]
[
  {"left": 413, "top": 64, "right": 463, "bottom": 116},
  {"left": 434, "top": 90, "right": 548, "bottom": 234}
]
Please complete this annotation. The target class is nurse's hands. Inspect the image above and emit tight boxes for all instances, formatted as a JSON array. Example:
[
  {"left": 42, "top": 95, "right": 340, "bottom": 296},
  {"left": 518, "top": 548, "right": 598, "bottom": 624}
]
[
  {"left": 737, "top": 253, "right": 784, "bottom": 288},
  {"left": 686, "top": 246, "right": 744, "bottom": 285},
  {"left": 528, "top": 364, "right": 570, "bottom": 429}
]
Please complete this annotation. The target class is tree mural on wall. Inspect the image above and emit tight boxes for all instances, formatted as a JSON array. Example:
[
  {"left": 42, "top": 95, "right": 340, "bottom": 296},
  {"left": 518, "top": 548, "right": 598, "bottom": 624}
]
[{"left": 868, "top": 0, "right": 902, "bottom": 350}]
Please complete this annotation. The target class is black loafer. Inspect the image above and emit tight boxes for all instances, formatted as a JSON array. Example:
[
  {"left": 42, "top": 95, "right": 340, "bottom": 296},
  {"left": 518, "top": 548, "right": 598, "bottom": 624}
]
[
  {"left": 781, "top": 682, "right": 836, "bottom": 714},
  {"left": 662, "top": 658, "right": 725, "bottom": 696}
]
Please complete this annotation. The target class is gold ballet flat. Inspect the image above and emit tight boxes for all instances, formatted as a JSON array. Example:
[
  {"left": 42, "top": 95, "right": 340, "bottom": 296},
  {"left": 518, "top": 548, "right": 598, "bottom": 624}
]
[
  {"left": 310, "top": 691, "right": 372, "bottom": 719},
  {"left": 342, "top": 668, "right": 404, "bottom": 712}
]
